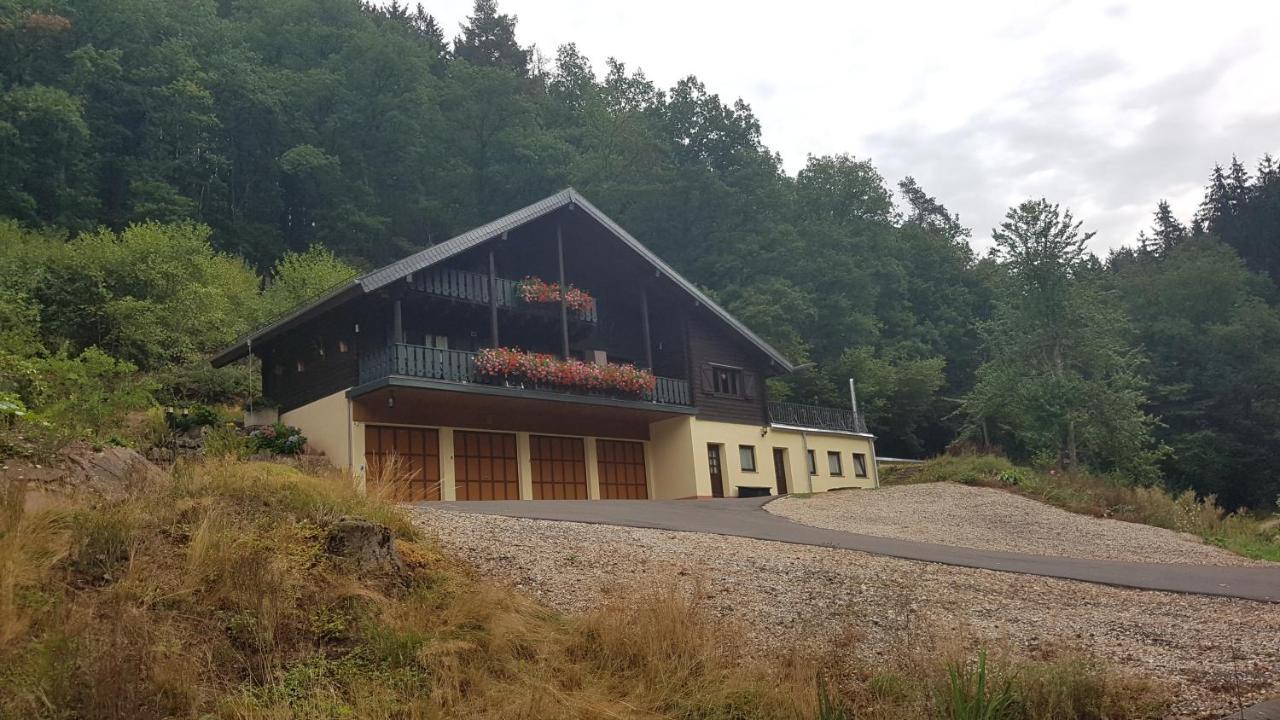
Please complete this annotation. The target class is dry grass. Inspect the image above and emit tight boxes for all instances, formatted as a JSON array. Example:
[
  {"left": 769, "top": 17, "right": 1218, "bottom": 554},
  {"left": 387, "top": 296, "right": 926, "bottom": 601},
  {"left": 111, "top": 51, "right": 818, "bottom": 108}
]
[
  {"left": 882, "top": 454, "right": 1280, "bottom": 561},
  {"left": 0, "top": 457, "right": 1176, "bottom": 719}
]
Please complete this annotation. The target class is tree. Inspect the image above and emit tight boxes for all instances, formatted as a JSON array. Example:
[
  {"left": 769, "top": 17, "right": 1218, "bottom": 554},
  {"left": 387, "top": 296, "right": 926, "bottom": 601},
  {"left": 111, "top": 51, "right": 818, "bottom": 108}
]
[
  {"left": 260, "top": 245, "right": 360, "bottom": 321},
  {"left": 963, "top": 200, "right": 1162, "bottom": 480},
  {"left": 1149, "top": 200, "right": 1187, "bottom": 255},
  {"left": 453, "top": 0, "right": 530, "bottom": 76}
]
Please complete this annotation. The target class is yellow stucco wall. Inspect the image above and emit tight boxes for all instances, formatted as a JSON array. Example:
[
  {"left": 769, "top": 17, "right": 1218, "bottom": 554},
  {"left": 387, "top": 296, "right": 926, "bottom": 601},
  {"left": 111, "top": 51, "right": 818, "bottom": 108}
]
[
  {"left": 278, "top": 395, "right": 877, "bottom": 501},
  {"left": 280, "top": 389, "right": 353, "bottom": 471},
  {"left": 648, "top": 418, "right": 877, "bottom": 497}
]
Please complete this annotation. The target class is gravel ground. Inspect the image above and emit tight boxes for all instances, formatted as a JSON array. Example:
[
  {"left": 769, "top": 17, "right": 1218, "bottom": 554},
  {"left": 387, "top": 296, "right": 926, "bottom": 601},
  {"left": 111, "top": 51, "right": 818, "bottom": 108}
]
[
  {"left": 767, "top": 482, "right": 1270, "bottom": 566},
  {"left": 411, "top": 506, "right": 1280, "bottom": 719}
]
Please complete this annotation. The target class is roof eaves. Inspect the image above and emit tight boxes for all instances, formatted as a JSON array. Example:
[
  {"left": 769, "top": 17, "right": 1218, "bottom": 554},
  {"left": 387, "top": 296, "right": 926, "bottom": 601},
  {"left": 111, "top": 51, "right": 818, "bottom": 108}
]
[
  {"left": 566, "top": 189, "right": 797, "bottom": 373},
  {"left": 209, "top": 280, "right": 362, "bottom": 367}
]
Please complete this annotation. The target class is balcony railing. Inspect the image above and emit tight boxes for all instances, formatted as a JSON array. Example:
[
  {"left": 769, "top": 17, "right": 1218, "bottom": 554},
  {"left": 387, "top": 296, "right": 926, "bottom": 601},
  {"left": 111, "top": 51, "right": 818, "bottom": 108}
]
[
  {"left": 768, "top": 401, "right": 868, "bottom": 434},
  {"left": 409, "top": 268, "right": 599, "bottom": 323},
  {"left": 360, "top": 343, "right": 691, "bottom": 407}
]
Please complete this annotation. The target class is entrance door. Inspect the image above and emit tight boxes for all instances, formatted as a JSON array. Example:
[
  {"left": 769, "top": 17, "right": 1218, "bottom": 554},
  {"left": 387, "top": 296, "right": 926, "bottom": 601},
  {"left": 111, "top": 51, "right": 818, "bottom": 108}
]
[
  {"left": 454, "top": 431, "right": 520, "bottom": 500},
  {"left": 530, "top": 435, "right": 588, "bottom": 499},
  {"left": 707, "top": 444, "right": 725, "bottom": 498},
  {"left": 596, "top": 439, "right": 648, "bottom": 499},
  {"left": 364, "top": 425, "right": 440, "bottom": 501},
  {"left": 772, "top": 448, "right": 789, "bottom": 494}
]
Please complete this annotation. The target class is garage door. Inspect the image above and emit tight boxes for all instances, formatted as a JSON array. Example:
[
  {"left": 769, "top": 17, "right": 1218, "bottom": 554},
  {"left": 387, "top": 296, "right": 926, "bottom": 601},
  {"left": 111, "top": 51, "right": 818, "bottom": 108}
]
[
  {"left": 596, "top": 439, "right": 648, "bottom": 499},
  {"left": 530, "top": 435, "right": 588, "bottom": 499},
  {"left": 364, "top": 425, "right": 440, "bottom": 501},
  {"left": 454, "top": 430, "right": 520, "bottom": 500}
]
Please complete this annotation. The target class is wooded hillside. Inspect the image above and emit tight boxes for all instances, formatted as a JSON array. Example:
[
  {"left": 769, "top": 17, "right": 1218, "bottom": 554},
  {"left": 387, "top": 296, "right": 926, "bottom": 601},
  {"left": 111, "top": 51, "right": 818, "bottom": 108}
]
[{"left": 1, "top": 0, "right": 1278, "bottom": 508}]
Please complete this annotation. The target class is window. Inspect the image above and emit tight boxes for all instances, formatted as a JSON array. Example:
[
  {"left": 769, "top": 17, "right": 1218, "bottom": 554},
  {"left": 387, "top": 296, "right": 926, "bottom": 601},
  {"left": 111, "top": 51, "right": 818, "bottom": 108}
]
[
  {"left": 712, "top": 365, "right": 743, "bottom": 396},
  {"left": 806, "top": 449, "right": 817, "bottom": 475},
  {"left": 425, "top": 334, "right": 449, "bottom": 349},
  {"left": 853, "top": 453, "right": 869, "bottom": 478},
  {"left": 739, "top": 445, "right": 757, "bottom": 472},
  {"left": 827, "top": 451, "right": 843, "bottom": 476}
]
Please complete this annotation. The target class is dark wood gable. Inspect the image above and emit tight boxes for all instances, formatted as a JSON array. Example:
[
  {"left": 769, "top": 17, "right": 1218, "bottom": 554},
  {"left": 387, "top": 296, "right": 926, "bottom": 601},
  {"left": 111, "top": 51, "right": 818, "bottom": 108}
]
[{"left": 685, "top": 311, "right": 769, "bottom": 425}]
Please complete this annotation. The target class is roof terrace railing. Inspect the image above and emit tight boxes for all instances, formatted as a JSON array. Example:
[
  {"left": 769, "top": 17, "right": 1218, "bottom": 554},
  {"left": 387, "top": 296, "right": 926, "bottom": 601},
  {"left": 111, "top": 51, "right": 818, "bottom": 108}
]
[{"left": 768, "top": 401, "right": 868, "bottom": 434}]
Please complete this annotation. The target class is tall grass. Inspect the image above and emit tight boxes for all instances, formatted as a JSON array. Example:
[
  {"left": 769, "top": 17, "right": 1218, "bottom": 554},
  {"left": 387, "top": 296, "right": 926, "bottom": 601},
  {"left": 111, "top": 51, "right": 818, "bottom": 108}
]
[
  {"left": 882, "top": 454, "right": 1280, "bottom": 561},
  {"left": 0, "top": 457, "right": 1174, "bottom": 719}
]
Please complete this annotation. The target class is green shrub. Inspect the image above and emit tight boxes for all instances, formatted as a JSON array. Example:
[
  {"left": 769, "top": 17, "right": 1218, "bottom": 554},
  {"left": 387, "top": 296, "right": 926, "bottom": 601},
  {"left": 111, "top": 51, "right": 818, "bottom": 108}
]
[
  {"left": 247, "top": 423, "right": 307, "bottom": 456},
  {"left": 204, "top": 424, "right": 248, "bottom": 459},
  {"left": 940, "top": 650, "right": 1016, "bottom": 720}
]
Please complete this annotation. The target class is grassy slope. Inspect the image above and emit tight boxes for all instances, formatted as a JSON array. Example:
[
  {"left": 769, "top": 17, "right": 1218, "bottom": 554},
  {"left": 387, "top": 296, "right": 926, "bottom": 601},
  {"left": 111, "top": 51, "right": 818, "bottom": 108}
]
[
  {"left": 881, "top": 455, "right": 1280, "bottom": 562},
  {"left": 0, "top": 458, "right": 1170, "bottom": 719}
]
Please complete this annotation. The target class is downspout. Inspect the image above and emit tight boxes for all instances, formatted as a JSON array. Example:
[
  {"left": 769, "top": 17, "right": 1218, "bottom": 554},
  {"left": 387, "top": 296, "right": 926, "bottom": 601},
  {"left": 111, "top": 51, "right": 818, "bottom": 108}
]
[{"left": 800, "top": 430, "right": 814, "bottom": 493}]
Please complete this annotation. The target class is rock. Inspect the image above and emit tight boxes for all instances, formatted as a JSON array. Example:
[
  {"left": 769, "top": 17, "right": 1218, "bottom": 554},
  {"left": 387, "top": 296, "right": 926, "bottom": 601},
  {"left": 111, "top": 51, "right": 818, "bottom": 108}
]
[
  {"left": 325, "top": 516, "right": 407, "bottom": 577},
  {"left": 58, "top": 443, "right": 167, "bottom": 500}
]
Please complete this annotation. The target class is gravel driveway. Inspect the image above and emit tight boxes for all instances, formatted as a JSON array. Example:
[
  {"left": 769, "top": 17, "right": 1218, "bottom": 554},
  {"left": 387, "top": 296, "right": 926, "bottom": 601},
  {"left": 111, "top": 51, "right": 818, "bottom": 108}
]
[
  {"left": 412, "top": 506, "right": 1280, "bottom": 718},
  {"left": 768, "top": 482, "right": 1268, "bottom": 566}
]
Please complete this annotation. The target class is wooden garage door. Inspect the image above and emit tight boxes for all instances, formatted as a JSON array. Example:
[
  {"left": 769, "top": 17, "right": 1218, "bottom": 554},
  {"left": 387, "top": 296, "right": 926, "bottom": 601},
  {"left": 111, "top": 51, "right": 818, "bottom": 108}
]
[
  {"left": 364, "top": 425, "right": 440, "bottom": 501},
  {"left": 530, "top": 435, "right": 588, "bottom": 499},
  {"left": 454, "top": 431, "right": 520, "bottom": 500},
  {"left": 596, "top": 439, "right": 648, "bottom": 499}
]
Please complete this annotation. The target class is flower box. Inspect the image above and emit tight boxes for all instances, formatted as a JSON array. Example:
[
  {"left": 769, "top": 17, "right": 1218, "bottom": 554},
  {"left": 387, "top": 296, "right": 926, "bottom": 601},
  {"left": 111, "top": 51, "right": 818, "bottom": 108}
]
[
  {"left": 474, "top": 347, "right": 656, "bottom": 397},
  {"left": 515, "top": 276, "right": 596, "bottom": 314}
]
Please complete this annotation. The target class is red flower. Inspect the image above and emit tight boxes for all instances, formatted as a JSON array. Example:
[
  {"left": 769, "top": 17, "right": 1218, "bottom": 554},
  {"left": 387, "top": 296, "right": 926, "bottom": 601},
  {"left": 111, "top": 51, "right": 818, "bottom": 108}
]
[{"left": 474, "top": 347, "right": 656, "bottom": 396}]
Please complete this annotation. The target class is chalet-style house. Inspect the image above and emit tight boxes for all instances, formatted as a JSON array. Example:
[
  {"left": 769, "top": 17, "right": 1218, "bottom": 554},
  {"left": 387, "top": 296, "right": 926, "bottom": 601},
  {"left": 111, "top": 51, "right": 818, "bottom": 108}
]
[{"left": 212, "top": 189, "right": 878, "bottom": 501}]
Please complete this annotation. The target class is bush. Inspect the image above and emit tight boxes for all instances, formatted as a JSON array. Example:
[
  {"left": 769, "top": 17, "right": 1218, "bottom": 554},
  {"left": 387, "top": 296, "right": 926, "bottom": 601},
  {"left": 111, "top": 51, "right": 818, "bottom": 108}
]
[
  {"left": 247, "top": 422, "right": 307, "bottom": 455},
  {"left": 203, "top": 424, "right": 248, "bottom": 459}
]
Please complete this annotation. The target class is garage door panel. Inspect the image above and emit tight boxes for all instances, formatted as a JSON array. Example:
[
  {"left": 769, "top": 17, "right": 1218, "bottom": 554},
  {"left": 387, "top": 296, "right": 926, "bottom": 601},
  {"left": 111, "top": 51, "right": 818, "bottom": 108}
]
[
  {"left": 455, "top": 430, "right": 519, "bottom": 501},
  {"left": 364, "top": 425, "right": 440, "bottom": 502},
  {"left": 531, "top": 435, "right": 588, "bottom": 500},
  {"left": 596, "top": 439, "right": 647, "bottom": 499}
]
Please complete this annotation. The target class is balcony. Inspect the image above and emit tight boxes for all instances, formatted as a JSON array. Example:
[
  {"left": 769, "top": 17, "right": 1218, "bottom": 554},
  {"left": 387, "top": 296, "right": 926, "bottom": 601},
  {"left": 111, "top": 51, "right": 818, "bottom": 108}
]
[
  {"left": 359, "top": 343, "right": 692, "bottom": 408},
  {"left": 768, "top": 401, "right": 868, "bottom": 434},
  {"left": 409, "top": 267, "right": 599, "bottom": 323}
]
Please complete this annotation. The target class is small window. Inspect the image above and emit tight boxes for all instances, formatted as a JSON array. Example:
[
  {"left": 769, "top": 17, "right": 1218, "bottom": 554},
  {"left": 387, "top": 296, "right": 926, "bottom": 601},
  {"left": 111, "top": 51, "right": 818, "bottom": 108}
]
[
  {"left": 739, "top": 445, "right": 757, "bottom": 472},
  {"left": 807, "top": 449, "right": 817, "bottom": 475},
  {"left": 827, "top": 451, "right": 843, "bottom": 476},
  {"left": 338, "top": 340, "right": 349, "bottom": 353},
  {"left": 295, "top": 360, "right": 306, "bottom": 372},
  {"left": 712, "top": 365, "right": 742, "bottom": 396},
  {"left": 853, "top": 453, "right": 869, "bottom": 478},
  {"left": 425, "top": 334, "right": 449, "bottom": 349}
]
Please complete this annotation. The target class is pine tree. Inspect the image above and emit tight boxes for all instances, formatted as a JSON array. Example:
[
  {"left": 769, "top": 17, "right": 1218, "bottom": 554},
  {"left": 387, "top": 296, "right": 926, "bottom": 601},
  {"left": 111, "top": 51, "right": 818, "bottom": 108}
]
[
  {"left": 1150, "top": 199, "right": 1187, "bottom": 255},
  {"left": 1194, "top": 164, "right": 1230, "bottom": 234},
  {"left": 453, "top": 0, "right": 530, "bottom": 75}
]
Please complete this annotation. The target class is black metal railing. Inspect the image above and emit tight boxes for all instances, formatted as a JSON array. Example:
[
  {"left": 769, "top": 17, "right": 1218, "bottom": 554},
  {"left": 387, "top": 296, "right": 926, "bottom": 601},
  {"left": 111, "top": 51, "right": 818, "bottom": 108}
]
[
  {"left": 360, "top": 343, "right": 691, "bottom": 407},
  {"left": 409, "top": 268, "right": 599, "bottom": 323},
  {"left": 768, "top": 401, "right": 868, "bottom": 433}
]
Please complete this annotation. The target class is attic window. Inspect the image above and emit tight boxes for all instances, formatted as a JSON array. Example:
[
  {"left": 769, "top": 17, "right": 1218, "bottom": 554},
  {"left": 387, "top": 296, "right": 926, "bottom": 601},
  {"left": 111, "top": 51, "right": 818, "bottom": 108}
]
[
  {"left": 711, "top": 365, "right": 742, "bottom": 397},
  {"left": 296, "top": 360, "right": 306, "bottom": 372},
  {"left": 338, "top": 340, "right": 349, "bottom": 353}
]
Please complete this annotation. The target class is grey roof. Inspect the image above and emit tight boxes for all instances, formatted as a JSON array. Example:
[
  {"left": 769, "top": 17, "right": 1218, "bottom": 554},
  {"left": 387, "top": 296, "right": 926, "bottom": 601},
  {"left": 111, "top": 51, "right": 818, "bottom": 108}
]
[{"left": 212, "top": 188, "right": 795, "bottom": 372}]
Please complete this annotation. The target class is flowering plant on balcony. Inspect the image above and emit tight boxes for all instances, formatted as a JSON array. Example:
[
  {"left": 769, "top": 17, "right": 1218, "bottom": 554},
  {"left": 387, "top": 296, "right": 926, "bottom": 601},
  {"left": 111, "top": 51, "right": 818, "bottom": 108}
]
[
  {"left": 474, "top": 347, "right": 656, "bottom": 396},
  {"left": 515, "top": 276, "right": 596, "bottom": 313}
]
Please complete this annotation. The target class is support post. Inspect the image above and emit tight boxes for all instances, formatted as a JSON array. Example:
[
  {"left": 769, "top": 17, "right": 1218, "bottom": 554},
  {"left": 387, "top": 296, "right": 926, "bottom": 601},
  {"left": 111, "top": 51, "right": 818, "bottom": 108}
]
[
  {"left": 849, "top": 377, "right": 860, "bottom": 430},
  {"left": 488, "top": 249, "right": 499, "bottom": 347},
  {"left": 393, "top": 299, "right": 403, "bottom": 345},
  {"left": 556, "top": 223, "right": 570, "bottom": 359},
  {"left": 640, "top": 286, "right": 653, "bottom": 370}
]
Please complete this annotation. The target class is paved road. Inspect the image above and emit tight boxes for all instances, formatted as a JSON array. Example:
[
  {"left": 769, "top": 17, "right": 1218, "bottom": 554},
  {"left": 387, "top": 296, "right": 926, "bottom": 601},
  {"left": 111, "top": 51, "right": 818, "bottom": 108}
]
[{"left": 423, "top": 496, "right": 1280, "bottom": 603}]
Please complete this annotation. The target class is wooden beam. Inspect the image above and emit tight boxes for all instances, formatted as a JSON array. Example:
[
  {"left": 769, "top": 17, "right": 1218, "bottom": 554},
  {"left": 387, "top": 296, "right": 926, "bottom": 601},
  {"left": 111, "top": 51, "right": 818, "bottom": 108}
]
[
  {"left": 557, "top": 222, "right": 570, "bottom": 359},
  {"left": 640, "top": 286, "right": 653, "bottom": 370},
  {"left": 392, "top": 299, "right": 403, "bottom": 344},
  {"left": 488, "top": 248, "right": 499, "bottom": 347}
]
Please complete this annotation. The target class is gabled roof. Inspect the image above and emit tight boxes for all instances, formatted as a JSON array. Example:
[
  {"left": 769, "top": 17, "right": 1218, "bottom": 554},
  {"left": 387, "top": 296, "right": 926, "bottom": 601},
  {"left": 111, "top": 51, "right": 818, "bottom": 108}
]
[{"left": 211, "top": 188, "right": 795, "bottom": 372}]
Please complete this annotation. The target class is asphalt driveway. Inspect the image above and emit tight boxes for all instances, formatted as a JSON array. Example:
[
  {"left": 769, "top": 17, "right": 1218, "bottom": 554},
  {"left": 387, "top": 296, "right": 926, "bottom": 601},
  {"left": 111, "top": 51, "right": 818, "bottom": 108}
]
[{"left": 424, "top": 496, "right": 1280, "bottom": 603}]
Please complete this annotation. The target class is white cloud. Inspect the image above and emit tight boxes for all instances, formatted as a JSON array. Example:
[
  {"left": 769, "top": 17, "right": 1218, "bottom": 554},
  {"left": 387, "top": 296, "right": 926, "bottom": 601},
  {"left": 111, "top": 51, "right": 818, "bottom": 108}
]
[{"left": 416, "top": 0, "right": 1280, "bottom": 253}]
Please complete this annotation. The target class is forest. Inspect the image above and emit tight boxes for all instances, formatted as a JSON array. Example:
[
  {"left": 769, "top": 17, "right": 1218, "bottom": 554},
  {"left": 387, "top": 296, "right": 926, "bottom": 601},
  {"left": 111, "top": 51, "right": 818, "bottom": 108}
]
[{"left": 1, "top": 0, "right": 1278, "bottom": 510}]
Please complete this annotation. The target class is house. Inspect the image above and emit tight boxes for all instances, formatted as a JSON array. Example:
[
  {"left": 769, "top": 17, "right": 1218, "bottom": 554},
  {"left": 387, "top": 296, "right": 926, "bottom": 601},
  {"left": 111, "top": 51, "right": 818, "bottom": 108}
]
[{"left": 211, "top": 189, "right": 879, "bottom": 500}]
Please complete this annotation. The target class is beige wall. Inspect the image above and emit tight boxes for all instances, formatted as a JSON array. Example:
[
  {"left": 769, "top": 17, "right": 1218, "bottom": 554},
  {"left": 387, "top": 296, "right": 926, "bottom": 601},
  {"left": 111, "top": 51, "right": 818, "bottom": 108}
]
[
  {"left": 280, "top": 389, "right": 353, "bottom": 471},
  {"left": 278, "top": 395, "right": 876, "bottom": 501},
  {"left": 650, "top": 418, "right": 877, "bottom": 497}
]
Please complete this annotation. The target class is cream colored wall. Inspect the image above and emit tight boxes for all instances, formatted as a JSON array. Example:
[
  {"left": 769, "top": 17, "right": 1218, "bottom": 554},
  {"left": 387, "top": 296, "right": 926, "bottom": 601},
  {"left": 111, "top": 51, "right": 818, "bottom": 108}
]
[
  {"left": 665, "top": 418, "right": 878, "bottom": 497},
  {"left": 281, "top": 389, "right": 353, "bottom": 471},
  {"left": 648, "top": 416, "right": 699, "bottom": 499}
]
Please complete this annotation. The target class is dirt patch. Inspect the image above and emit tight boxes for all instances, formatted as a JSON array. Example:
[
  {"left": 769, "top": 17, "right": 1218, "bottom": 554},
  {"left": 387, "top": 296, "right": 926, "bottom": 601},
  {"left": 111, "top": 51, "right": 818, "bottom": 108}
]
[
  {"left": 411, "top": 506, "right": 1280, "bottom": 719},
  {"left": 768, "top": 482, "right": 1270, "bottom": 566}
]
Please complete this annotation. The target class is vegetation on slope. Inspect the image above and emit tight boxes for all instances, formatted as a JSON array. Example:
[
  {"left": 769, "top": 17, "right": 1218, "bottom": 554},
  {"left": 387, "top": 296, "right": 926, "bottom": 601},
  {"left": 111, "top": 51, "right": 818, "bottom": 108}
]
[
  {"left": 883, "top": 454, "right": 1280, "bottom": 562},
  {"left": 0, "top": 457, "right": 1172, "bottom": 719}
]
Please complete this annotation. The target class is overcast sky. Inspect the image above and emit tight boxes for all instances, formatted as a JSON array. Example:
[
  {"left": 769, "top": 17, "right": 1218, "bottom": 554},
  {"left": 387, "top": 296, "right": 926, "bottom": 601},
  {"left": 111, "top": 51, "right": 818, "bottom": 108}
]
[{"left": 420, "top": 0, "right": 1280, "bottom": 254}]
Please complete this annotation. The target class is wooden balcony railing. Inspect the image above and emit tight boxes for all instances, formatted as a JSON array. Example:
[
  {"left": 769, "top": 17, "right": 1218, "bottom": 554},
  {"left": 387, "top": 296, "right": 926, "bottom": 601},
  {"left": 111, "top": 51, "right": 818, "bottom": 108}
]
[
  {"left": 409, "top": 268, "right": 599, "bottom": 323},
  {"left": 768, "top": 401, "right": 868, "bottom": 434},
  {"left": 360, "top": 344, "right": 691, "bottom": 407}
]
